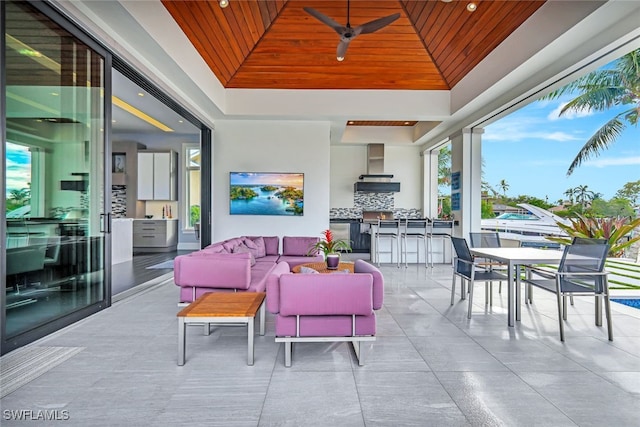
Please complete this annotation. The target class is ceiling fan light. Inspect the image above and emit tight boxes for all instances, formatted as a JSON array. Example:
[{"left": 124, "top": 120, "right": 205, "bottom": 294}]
[
  {"left": 337, "top": 56, "right": 345, "bottom": 62},
  {"left": 466, "top": 2, "right": 477, "bottom": 12},
  {"left": 219, "top": 0, "right": 229, "bottom": 8}
]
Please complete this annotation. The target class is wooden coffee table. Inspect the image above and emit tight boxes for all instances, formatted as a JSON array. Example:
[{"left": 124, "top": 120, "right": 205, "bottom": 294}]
[
  {"left": 177, "top": 292, "right": 266, "bottom": 366},
  {"left": 291, "top": 261, "right": 355, "bottom": 274}
]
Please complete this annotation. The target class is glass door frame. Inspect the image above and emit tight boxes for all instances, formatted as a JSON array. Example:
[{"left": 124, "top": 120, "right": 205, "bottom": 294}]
[{"left": 1, "top": 0, "right": 112, "bottom": 354}]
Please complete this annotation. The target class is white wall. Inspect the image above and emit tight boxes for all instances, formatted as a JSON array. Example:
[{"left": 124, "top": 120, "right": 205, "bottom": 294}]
[
  {"left": 384, "top": 145, "right": 423, "bottom": 210},
  {"left": 329, "top": 144, "right": 423, "bottom": 211},
  {"left": 213, "top": 120, "right": 330, "bottom": 241},
  {"left": 330, "top": 145, "right": 367, "bottom": 207}
]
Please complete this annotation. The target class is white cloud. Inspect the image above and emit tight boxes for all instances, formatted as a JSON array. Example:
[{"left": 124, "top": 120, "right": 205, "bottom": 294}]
[
  {"left": 547, "top": 102, "right": 594, "bottom": 121},
  {"left": 5, "top": 157, "right": 31, "bottom": 195},
  {"left": 583, "top": 156, "right": 640, "bottom": 168},
  {"left": 544, "top": 132, "right": 580, "bottom": 142}
]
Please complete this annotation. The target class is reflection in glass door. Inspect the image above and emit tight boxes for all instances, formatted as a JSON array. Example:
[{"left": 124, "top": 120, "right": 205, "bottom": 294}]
[{"left": 3, "top": 1, "right": 107, "bottom": 343}]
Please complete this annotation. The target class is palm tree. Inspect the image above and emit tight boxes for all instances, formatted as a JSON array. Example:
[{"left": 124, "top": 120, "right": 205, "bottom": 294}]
[
  {"left": 438, "top": 146, "right": 451, "bottom": 188},
  {"left": 498, "top": 179, "right": 509, "bottom": 197},
  {"left": 564, "top": 188, "right": 575, "bottom": 204},
  {"left": 541, "top": 49, "right": 640, "bottom": 176},
  {"left": 574, "top": 185, "right": 595, "bottom": 210},
  {"left": 9, "top": 188, "right": 30, "bottom": 206}
]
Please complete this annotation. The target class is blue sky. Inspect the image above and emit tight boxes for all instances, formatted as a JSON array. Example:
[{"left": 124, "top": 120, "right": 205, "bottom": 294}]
[
  {"left": 5, "top": 142, "right": 31, "bottom": 198},
  {"left": 483, "top": 97, "right": 639, "bottom": 204}
]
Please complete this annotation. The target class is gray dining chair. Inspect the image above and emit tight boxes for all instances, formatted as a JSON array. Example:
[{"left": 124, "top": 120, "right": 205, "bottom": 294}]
[
  {"left": 522, "top": 239, "right": 611, "bottom": 341},
  {"left": 469, "top": 232, "right": 506, "bottom": 303},
  {"left": 526, "top": 237, "right": 609, "bottom": 306},
  {"left": 450, "top": 237, "right": 508, "bottom": 319}
]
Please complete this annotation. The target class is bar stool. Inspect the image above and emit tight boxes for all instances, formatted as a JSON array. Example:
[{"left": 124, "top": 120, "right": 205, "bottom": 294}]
[
  {"left": 426, "top": 219, "right": 453, "bottom": 267},
  {"left": 373, "top": 219, "right": 400, "bottom": 267},
  {"left": 400, "top": 218, "right": 428, "bottom": 267}
]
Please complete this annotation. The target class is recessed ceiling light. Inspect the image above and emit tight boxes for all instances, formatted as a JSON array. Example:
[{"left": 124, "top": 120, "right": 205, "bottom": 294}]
[
  {"left": 467, "top": 2, "right": 477, "bottom": 12},
  {"left": 441, "top": 0, "right": 453, "bottom": 2},
  {"left": 219, "top": 0, "right": 229, "bottom": 8},
  {"left": 50, "top": 92, "right": 59, "bottom": 96},
  {"left": 112, "top": 119, "right": 116, "bottom": 123},
  {"left": 178, "top": 120, "right": 184, "bottom": 123},
  {"left": 404, "top": 121, "right": 410, "bottom": 125},
  {"left": 348, "top": 121, "right": 354, "bottom": 125},
  {"left": 137, "top": 92, "right": 144, "bottom": 97}
]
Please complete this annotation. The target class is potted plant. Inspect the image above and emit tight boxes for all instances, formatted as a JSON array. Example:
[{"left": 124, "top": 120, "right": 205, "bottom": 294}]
[{"left": 308, "top": 229, "right": 352, "bottom": 269}]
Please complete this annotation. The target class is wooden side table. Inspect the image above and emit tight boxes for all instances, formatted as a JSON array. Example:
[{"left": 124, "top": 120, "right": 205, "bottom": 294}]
[
  {"left": 291, "top": 261, "right": 355, "bottom": 274},
  {"left": 177, "top": 292, "right": 266, "bottom": 366}
]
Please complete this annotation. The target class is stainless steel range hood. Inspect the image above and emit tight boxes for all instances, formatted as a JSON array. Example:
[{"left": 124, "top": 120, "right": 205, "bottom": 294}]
[{"left": 354, "top": 144, "right": 401, "bottom": 192}]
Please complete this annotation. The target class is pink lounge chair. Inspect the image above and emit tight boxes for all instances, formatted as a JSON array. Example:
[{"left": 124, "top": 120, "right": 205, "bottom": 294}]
[{"left": 266, "top": 259, "right": 384, "bottom": 366}]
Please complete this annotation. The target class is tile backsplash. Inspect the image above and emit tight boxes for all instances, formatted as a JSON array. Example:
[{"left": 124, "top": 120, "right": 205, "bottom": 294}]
[
  {"left": 112, "top": 185, "right": 127, "bottom": 218},
  {"left": 330, "top": 192, "right": 422, "bottom": 219}
]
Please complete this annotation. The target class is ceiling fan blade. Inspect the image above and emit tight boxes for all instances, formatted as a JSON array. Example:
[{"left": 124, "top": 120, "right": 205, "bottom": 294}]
[
  {"left": 303, "top": 7, "right": 344, "bottom": 34},
  {"left": 355, "top": 13, "right": 400, "bottom": 35},
  {"left": 336, "top": 40, "right": 350, "bottom": 61}
]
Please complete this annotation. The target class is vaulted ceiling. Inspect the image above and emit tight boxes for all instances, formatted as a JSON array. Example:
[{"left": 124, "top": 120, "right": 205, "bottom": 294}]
[{"left": 161, "top": 0, "right": 546, "bottom": 91}]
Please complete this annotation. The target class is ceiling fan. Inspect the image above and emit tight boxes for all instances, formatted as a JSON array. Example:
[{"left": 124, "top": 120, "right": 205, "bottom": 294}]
[{"left": 303, "top": 1, "right": 400, "bottom": 62}]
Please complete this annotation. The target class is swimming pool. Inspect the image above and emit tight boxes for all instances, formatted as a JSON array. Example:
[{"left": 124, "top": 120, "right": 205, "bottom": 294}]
[{"left": 611, "top": 299, "right": 640, "bottom": 309}]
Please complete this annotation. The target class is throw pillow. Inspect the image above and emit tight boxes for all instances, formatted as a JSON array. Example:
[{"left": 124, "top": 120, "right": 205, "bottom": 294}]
[
  {"left": 331, "top": 269, "right": 351, "bottom": 274},
  {"left": 232, "top": 245, "right": 256, "bottom": 266},
  {"left": 244, "top": 236, "right": 267, "bottom": 258},
  {"left": 299, "top": 266, "right": 319, "bottom": 274},
  {"left": 242, "top": 236, "right": 262, "bottom": 259}
]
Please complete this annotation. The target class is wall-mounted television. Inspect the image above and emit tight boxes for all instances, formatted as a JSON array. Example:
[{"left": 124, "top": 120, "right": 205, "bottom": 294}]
[{"left": 229, "top": 172, "right": 304, "bottom": 216}]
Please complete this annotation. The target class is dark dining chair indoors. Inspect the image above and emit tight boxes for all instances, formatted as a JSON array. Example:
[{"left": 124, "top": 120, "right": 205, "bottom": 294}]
[
  {"left": 522, "top": 239, "right": 612, "bottom": 341},
  {"left": 450, "top": 237, "right": 508, "bottom": 319}
]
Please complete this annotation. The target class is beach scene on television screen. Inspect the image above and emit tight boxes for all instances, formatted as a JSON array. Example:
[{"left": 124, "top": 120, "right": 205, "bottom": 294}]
[{"left": 230, "top": 172, "right": 304, "bottom": 216}]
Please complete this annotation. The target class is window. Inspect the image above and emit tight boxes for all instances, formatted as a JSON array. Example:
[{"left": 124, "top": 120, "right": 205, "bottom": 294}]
[{"left": 184, "top": 144, "right": 200, "bottom": 229}]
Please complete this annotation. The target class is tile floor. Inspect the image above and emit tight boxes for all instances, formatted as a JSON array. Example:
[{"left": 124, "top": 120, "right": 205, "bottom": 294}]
[{"left": 2, "top": 261, "right": 639, "bottom": 426}]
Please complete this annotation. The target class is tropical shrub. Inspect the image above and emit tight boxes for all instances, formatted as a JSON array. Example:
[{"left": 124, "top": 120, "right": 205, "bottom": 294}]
[{"left": 546, "top": 214, "right": 640, "bottom": 257}]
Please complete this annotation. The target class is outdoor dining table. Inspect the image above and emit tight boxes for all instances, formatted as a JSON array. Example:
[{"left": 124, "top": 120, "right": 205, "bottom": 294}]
[{"left": 468, "top": 246, "right": 565, "bottom": 327}]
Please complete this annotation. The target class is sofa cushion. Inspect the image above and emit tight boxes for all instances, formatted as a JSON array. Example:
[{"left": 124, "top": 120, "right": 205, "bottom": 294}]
[
  {"left": 241, "top": 236, "right": 263, "bottom": 258},
  {"left": 203, "top": 244, "right": 226, "bottom": 254},
  {"left": 278, "top": 274, "right": 374, "bottom": 316},
  {"left": 274, "top": 314, "right": 376, "bottom": 337},
  {"left": 278, "top": 254, "right": 325, "bottom": 269},
  {"left": 233, "top": 245, "right": 256, "bottom": 266},
  {"left": 282, "top": 236, "right": 320, "bottom": 256},
  {"left": 174, "top": 252, "right": 251, "bottom": 290},
  {"left": 255, "top": 254, "right": 280, "bottom": 263},
  {"left": 263, "top": 236, "right": 280, "bottom": 255},
  {"left": 299, "top": 266, "right": 319, "bottom": 274},
  {"left": 222, "top": 237, "right": 244, "bottom": 253}
]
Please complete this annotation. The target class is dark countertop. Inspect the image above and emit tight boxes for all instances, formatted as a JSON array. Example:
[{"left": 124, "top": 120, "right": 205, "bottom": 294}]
[{"left": 329, "top": 218, "right": 361, "bottom": 223}]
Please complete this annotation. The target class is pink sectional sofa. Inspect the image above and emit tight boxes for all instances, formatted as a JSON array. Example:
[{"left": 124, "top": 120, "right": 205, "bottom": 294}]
[
  {"left": 174, "top": 235, "right": 324, "bottom": 303},
  {"left": 266, "top": 259, "right": 384, "bottom": 367}
]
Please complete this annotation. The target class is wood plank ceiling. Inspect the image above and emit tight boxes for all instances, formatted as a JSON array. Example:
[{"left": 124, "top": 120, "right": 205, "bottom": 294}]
[{"left": 162, "top": 0, "right": 545, "bottom": 90}]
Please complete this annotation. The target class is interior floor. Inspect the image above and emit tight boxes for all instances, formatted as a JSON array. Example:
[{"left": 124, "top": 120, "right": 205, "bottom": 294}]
[{"left": 2, "top": 261, "right": 639, "bottom": 426}]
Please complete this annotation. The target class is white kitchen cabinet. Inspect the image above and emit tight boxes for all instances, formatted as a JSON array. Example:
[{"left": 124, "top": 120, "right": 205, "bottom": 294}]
[
  {"left": 137, "top": 151, "right": 177, "bottom": 200},
  {"left": 133, "top": 219, "right": 178, "bottom": 252}
]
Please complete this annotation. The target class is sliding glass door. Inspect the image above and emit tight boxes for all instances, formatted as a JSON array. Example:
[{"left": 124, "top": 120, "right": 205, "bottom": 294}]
[{"left": 3, "top": 0, "right": 109, "bottom": 351}]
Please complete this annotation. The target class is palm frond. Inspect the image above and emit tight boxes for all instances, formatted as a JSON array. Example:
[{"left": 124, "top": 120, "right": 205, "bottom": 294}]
[
  {"left": 559, "top": 87, "right": 627, "bottom": 115},
  {"left": 566, "top": 115, "right": 626, "bottom": 175}
]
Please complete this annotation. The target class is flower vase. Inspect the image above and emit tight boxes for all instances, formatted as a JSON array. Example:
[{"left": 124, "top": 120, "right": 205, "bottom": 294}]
[{"left": 326, "top": 253, "right": 340, "bottom": 270}]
